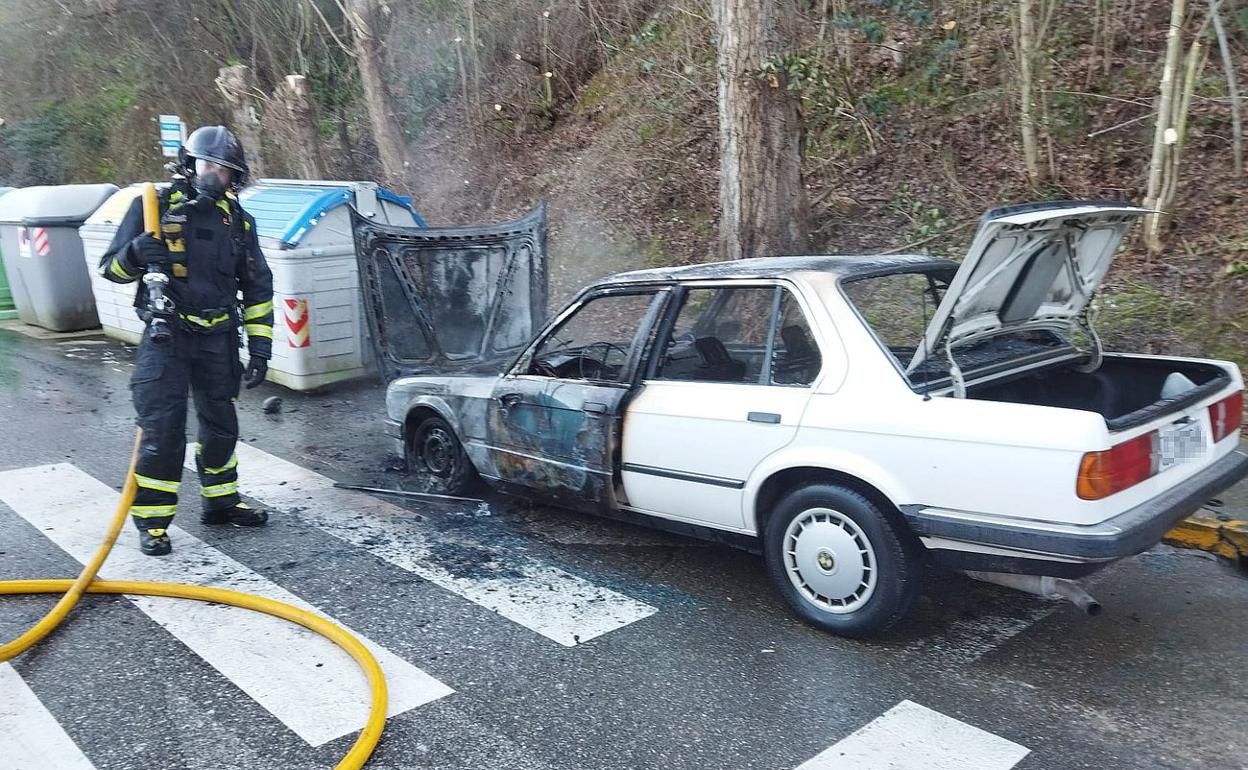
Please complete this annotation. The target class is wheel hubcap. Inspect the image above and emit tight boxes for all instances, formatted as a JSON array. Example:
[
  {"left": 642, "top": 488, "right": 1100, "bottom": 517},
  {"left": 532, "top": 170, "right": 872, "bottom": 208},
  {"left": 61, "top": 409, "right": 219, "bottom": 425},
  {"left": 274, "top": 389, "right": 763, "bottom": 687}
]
[
  {"left": 420, "top": 428, "right": 455, "bottom": 476},
  {"left": 783, "top": 508, "right": 877, "bottom": 613}
]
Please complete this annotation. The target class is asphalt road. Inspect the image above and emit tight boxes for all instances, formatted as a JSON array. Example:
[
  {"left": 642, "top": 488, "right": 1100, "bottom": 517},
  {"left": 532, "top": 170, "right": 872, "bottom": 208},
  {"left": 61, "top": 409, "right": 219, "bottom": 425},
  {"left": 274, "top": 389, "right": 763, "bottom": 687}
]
[{"left": 1, "top": 326, "right": 1245, "bottom": 770}]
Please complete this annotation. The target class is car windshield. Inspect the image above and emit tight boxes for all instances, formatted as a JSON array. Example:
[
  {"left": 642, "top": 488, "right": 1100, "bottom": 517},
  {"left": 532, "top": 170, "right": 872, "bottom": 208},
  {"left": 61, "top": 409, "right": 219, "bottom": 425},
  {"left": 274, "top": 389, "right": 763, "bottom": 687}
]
[{"left": 840, "top": 269, "right": 1070, "bottom": 388}]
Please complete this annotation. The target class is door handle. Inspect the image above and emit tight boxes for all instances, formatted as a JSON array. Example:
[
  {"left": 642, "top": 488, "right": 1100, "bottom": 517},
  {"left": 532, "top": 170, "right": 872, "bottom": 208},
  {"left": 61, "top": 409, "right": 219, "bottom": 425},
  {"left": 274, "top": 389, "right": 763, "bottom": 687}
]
[
  {"left": 583, "top": 401, "right": 608, "bottom": 415},
  {"left": 497, "top": 393, "right": 522, "bottom": 408},
  {"left": 748, "top": 412, "right": 781, "bottom": 424}
]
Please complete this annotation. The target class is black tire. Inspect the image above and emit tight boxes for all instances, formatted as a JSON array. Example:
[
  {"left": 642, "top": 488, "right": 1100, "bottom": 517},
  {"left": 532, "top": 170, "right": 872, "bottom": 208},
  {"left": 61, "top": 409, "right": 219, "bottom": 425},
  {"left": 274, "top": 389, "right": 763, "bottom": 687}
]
[
  {"left": 405, "top": 415, "right": 477, "bottom": 495},
  {"left": 763, "top": 483, "right": 921, "bottom": 638}
]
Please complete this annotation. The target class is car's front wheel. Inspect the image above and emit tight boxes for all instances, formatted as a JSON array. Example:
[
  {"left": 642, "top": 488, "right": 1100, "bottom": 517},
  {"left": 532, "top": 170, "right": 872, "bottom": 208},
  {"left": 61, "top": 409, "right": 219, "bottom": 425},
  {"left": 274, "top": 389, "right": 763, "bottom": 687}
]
[
  {"left": 763, "top": 484, "right": 921, "bottom": 638},
  {"left": 405, "top": 414, "right": 477, "bottom": 495}
]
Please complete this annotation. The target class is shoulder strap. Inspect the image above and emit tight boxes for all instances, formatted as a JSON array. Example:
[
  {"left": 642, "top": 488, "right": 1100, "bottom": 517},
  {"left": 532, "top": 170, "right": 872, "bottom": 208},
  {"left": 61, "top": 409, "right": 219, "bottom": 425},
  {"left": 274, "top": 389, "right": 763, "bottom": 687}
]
[
  {"left": 229, "top": 197, "right": 255, "bottom": 282},
  {"left": 159, "top": 181, "right": 196, "bottom": 261},
  {"left": 161, "top": 180, "right": 195, "bottom": 214}
]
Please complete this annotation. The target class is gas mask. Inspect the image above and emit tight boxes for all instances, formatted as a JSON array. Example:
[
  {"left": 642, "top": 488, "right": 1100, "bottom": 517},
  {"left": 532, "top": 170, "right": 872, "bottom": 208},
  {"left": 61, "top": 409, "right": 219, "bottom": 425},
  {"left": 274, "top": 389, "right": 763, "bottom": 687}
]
[{"left": 192, "top": 158, "right": 232, "bottom": 200}]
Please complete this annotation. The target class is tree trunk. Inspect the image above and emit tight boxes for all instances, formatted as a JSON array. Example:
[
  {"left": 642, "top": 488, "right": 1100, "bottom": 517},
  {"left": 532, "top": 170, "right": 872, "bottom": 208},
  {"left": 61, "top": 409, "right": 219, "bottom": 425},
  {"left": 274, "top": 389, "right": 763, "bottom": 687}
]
[
  {"left": 1209, "top": 0, "right": 1243, "bottom": 177},
  {"left": 345, "top": 0, "right": 409, "bottom": 186},
  {"left": 1143, "top": 0, "right": 1187, "bottom": 253},
  {"left": 714, "top": 0, "right": 807, "bottom": 261},
  {"left": 273, "top": 74, "right": 327, "bottom": 179},
  {"left": 1017, "top": 0, "right": 1043, "bottom": 189},
  {"left": 214, "top": 64, "right": 266, "bottom": 178},
  {"left": 1157, "top": 31, "right": 1208, "bottom": 233}
]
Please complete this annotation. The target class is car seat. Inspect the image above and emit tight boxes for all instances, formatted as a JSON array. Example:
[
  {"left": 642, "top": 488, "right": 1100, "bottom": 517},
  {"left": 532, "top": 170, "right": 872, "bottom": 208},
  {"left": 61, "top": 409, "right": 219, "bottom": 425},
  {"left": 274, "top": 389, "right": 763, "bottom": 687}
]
[
  {"left": 773, "top": 325, "right": 819, "bottom": 384},
  {"left": 694, "top": 337, "right": 747, "bottom": 382}
]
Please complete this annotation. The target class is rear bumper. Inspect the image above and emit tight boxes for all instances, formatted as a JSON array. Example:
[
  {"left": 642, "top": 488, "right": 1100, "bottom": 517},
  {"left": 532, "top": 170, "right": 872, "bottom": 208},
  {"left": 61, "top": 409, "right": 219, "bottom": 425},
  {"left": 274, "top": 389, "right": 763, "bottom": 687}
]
[{"left": 902, "top": 448, "right": 1248, "bottom": 573}]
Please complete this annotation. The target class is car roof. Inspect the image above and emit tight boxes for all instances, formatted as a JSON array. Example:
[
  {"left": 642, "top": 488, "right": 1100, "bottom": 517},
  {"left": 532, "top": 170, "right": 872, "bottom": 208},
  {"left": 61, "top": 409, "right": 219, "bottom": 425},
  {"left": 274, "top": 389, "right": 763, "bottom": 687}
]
[{"left": 597, "top": 254, "right": 958, "bottom": 287}]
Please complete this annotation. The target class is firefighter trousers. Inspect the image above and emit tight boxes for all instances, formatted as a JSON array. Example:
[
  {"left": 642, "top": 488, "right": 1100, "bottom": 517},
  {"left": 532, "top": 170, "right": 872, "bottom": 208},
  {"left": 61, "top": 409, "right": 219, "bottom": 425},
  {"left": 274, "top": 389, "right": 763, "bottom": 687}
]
[{"left": 129, "top": 324, "right": 245, "bottom": 531}]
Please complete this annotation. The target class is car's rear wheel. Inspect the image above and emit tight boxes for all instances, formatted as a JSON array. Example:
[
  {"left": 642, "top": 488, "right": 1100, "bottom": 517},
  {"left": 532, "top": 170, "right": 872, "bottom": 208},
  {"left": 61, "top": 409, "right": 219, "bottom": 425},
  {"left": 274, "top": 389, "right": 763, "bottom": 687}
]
[
  {"left": 406, "top": 415, "right": 477, "bottom": 495},
  {"left": 763, "top": 484, "right": 921, "bottom": 638}
]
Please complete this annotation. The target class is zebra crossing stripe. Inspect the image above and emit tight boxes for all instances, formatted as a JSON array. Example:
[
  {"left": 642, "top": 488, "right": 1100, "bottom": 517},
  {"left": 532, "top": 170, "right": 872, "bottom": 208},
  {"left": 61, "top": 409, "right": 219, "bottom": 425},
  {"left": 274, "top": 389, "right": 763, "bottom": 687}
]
[
  {"left": 214, "top": 443, "right": 658, "bottom": 647},
  {"left": 794, "top": 700, "right": 1030, "bottom": 770},
  {"left": 0, "top": 463, "right": 453, "bottom": 747},
  {"left": 0, "top": 663, "right": 98, "bottom": 770}
]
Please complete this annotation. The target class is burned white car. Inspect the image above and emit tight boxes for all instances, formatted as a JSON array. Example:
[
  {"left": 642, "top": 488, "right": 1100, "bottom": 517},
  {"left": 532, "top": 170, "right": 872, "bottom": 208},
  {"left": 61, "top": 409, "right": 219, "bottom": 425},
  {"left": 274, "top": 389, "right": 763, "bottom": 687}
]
[{"left": 355, "top": 202, "right": 1248, "bottom": 637}]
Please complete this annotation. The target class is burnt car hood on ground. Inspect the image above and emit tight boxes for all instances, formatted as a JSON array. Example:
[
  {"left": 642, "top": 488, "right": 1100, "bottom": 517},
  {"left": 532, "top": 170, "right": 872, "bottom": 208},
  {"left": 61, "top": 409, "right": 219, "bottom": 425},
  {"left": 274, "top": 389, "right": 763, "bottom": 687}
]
[{"left": 352, "top": 204, "right": 548, "bottom": 382}]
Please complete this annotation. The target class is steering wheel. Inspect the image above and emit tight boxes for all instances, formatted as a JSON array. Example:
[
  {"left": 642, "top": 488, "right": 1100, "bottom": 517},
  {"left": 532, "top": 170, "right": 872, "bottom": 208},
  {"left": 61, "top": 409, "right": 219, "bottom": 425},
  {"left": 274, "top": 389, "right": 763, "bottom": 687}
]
[
  {"left": 532, "top": 358, "right": 559, "bottom": 377},
  {"left": 578, "top": 341, "right": 629, "bottom": 381}
]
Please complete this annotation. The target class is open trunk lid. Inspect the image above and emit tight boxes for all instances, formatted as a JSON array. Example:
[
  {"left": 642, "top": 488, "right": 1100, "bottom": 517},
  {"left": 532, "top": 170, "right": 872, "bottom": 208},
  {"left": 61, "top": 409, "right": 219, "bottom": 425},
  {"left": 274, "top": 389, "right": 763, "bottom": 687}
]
[
  {"left": 907, "top": 201, "right": 1149, "bottom": 387},
  {"left": 351, "top": 203, "right": 548, "bottom": 382}
]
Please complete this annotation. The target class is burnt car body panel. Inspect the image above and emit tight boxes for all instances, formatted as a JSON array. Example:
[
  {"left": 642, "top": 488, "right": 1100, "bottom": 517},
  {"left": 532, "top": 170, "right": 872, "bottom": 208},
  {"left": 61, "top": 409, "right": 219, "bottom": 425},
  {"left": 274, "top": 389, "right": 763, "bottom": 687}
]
[
  {"left": 352, "top": 203, "right": 548, "bottom": 382},
  {"left": 482, "top": 286, "right": 673, "bottom": 510}
]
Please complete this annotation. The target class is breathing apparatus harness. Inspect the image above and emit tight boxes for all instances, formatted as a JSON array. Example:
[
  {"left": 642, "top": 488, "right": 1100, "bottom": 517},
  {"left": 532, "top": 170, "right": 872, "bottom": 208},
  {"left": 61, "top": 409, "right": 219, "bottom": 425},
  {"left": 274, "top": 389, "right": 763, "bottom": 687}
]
[{"left": 139, "top": 166, "right": 252, "bottom": 345}]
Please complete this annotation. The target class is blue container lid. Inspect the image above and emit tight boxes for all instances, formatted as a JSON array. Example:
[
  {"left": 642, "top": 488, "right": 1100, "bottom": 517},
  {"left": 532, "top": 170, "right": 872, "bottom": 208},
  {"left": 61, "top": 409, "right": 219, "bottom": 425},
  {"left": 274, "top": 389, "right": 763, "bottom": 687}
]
[{"left": 240, "top": 183, "right": 426, "bottom": 248}]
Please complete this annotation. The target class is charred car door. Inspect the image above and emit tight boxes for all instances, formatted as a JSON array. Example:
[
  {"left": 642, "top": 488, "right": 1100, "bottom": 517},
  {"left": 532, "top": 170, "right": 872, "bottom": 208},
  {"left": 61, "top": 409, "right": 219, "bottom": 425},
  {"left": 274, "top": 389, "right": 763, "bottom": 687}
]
[
  {"left": 487, "top": 288, "right": 670, "bottom": 512},
  {"left": 351, "top": 204, "right": 548, "bottom": 381}
]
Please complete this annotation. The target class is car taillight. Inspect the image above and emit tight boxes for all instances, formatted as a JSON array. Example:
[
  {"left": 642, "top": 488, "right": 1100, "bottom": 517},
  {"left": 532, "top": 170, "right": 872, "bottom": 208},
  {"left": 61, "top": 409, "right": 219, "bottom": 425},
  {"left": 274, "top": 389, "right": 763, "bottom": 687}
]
[
  {"left": 1208, "top": 391, "right": 1244, "bottom": 444},
  {"left": 1076, "top": 431, "right": 1158, "bottom": 500}
]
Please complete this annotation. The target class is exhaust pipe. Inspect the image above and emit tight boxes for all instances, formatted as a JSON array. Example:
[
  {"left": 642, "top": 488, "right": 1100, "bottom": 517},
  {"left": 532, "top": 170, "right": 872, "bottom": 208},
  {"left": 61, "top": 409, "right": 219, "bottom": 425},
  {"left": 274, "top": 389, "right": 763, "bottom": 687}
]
[{"left": 963, "top": 571, "right": 1103, "bottom": 616}]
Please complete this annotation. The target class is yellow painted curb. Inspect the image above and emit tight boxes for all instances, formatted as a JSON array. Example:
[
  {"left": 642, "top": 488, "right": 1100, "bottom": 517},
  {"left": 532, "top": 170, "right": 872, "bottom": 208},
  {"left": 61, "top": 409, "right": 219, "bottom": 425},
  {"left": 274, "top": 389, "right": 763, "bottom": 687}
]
[{"left": 1164, "top": 510, "right": 1248, "bottom": 563}]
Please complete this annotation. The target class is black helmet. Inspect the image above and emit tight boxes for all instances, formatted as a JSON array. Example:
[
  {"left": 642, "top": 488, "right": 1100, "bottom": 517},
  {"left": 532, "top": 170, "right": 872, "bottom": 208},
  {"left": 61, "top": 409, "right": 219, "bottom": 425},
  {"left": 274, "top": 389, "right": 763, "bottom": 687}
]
[{"left": 179, "top": 125, "right": 248, "bottom": 181}]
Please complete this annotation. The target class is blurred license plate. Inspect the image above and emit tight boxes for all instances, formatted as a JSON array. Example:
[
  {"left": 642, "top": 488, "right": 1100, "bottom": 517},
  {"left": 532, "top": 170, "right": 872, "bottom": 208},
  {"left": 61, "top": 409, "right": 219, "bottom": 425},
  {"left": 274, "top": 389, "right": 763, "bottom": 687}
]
[{"left": 1158, "top": 420, "right": 1204, "bottom": 472}]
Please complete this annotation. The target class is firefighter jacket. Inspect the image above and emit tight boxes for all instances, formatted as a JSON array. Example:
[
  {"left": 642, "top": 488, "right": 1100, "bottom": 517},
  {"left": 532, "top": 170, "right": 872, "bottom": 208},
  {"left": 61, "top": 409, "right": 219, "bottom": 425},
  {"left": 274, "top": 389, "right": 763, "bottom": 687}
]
[{"left": 99, "top": 186, "right": 274, "bottom": 360}]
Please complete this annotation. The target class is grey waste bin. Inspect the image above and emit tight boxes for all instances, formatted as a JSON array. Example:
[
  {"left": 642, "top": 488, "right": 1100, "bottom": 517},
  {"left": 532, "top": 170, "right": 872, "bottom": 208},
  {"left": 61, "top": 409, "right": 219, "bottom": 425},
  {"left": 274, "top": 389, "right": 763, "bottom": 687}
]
[
  {"left": 0, "top": 187, "right": 16, "bottom": 320},
  {"left": 0, "top": 183, "right": 117, "bottom": 331}
]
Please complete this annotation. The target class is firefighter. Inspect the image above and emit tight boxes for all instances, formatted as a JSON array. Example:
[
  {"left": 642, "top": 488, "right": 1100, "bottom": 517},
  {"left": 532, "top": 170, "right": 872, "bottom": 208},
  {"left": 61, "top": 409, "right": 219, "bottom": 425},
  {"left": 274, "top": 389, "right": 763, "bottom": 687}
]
[{"left": 99, "top": 125, "right": 274, "bottom": 556}]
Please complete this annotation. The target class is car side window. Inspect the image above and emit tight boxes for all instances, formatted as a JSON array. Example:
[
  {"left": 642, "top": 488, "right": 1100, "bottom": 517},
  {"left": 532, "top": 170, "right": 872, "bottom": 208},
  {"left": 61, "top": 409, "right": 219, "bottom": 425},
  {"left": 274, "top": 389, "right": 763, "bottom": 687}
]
[
  {"left": 655, "top": 287, "right": 773, "bottom": 383},
  {"left": 527, "top": 292, "right": 657, "bottom": 383},
  {"left": 840, "top": 272, "right": 947, "bottom": 367},
  {"left": 771, "top": 291, "right": 822, "bottom": 386},
  {"left": 652, "top": 286, "right": 812, "bottom": 385}
]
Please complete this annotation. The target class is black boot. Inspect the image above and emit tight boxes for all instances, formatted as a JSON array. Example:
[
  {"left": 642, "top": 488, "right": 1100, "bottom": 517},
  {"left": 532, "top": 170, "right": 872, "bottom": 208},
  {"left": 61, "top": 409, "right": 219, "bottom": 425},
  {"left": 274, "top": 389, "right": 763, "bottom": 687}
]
[
  {"left": 201, "top": 502, "right": 268, "bottom": 527},
  {"left": 139, "top": 528, "right": 172, "bottom": 556}
]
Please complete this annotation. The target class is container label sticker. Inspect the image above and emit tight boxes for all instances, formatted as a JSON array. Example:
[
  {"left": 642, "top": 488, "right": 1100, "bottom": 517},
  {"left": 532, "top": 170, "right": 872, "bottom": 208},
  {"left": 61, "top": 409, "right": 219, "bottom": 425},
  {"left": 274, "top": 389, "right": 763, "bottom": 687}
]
[
  {"left": 31, "top": 227, "right": 49, "bottom": 256},
  {"left": 285, "top": 298, "right": 311, "bottom": 348}
]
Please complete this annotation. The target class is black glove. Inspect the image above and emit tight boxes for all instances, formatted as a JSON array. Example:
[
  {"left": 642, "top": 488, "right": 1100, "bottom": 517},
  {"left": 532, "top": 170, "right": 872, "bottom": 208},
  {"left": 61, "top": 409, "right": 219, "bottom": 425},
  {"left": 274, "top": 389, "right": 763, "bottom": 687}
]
[
  {"left": 243, "top": 358, "right": 268, "bottom": 389},
  {"left": 131, "top": 233, "right": 169, "bottom": 266}
]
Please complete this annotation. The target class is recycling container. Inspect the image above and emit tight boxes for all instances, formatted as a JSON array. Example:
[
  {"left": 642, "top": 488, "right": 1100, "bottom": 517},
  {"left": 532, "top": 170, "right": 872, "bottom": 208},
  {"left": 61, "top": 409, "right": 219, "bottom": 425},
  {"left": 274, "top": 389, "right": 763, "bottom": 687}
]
[
  {"left": 0, "top": 187, "right": 16, "bottom": 320},
  {"left": 0, "top": 183, "right": 117, "bottom": 331},
  {"left": 238, "top": 179, "right": 426, "bottom": 390}
]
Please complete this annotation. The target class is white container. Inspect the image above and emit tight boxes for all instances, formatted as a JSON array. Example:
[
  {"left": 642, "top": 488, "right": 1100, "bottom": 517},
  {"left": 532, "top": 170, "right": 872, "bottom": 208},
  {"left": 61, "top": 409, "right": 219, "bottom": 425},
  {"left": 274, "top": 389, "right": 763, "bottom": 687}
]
[
  {"left": 80, "top": 184, "right": 155, "bottom": 345},
  {"left": 239, "top": 179, "right": 425, "bottom": 391}
]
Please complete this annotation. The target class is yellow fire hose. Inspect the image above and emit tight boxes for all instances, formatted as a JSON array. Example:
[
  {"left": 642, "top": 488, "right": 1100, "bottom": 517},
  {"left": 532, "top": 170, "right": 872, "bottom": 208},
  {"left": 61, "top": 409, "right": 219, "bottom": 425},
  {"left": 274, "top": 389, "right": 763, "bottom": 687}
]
[{"left": 0, "top": 184, "right": 388, "bottom": 770}]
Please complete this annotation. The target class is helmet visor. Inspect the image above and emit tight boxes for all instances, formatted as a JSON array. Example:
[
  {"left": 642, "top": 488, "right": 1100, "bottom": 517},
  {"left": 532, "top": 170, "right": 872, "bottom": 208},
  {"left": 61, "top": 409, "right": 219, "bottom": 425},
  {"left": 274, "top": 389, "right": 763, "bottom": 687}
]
[
  {"left": 193, "top": 158, "right": 232, "bottom": 197},
  {"left": 195, "top": 158, "right": 229, "bottom": 177}
]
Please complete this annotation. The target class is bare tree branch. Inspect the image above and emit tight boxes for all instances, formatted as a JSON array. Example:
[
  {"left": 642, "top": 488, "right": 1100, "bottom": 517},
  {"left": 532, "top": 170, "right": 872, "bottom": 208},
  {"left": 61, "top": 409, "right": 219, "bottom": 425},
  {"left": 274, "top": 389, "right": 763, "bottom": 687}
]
[
  {"left": 306, "top": 0, "right": 356, "bottom": 58},
  {"left": 1209, "top": 0, "right": 1243, "bottom": 175},
  {"left": 1087, "top": 111, "right": 1153, "bottom": 138}
]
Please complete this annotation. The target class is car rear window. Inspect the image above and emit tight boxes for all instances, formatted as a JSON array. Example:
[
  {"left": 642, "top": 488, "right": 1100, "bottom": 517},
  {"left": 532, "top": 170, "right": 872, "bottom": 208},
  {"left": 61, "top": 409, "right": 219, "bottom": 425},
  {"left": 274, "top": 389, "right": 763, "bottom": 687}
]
[{"left": 840, "top": 269, "right": 1069, "bottom": 388}]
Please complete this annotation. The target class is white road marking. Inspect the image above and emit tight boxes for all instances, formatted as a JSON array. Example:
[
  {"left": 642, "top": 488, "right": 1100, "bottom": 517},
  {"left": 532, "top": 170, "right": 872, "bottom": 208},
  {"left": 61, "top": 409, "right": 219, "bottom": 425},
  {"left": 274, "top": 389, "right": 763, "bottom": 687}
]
[
  {"left": 212, "top": 443, "right": 658, "bottom": 647},
  {"left": 0, "top": 663, "right": 98, "bottom": 770},
  {"left": 0, "top": 463, "right": 453, "bottom": 747},
  {"left": 796, "top": 700, "right": 1030, "bottom": 770}
]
